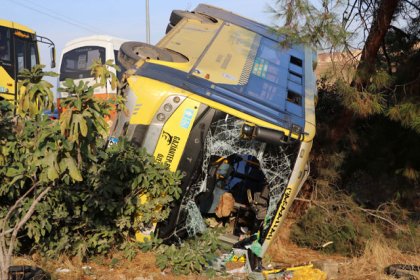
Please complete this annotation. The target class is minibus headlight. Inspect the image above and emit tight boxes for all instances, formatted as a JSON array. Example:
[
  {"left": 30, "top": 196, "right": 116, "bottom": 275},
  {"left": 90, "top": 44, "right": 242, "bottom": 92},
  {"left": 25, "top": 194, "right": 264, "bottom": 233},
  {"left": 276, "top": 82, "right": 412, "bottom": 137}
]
[
  {"left": 164, "top": 103, "right": 173, "bottom": 112},
  {"left": 157, "top": 113, "right": 166, "bottom": 121}
]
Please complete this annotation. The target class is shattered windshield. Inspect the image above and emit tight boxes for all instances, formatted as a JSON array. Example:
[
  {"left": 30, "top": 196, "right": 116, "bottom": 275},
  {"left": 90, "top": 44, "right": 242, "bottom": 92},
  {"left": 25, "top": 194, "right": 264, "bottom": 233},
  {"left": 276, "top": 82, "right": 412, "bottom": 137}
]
[{"left": 182, "top": 116, "right": 294, "bottom": 239}]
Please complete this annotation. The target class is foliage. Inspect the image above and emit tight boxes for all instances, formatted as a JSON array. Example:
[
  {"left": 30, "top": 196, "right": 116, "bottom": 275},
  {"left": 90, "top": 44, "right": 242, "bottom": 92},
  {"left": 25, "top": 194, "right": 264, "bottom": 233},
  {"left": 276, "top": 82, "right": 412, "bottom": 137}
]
[
  {"left": 0, "top": 65, "right": 83, "bottom": 279},
  {"left": 336, "top": 79, "right": 386, "bottom": 118},
  {"left": 291, "top": 208, "right": 367, "bottom": 256},
  {"left": 268, "top": 0, "right": 352, "bottom": 48},
  {"left": 291, "top": 185, "right": 401, "bottom": 256},
  {"left": 140, "top": 230, "right": 225, "bottom": 276},
  {"left": 58, "top": 79, "right": 112, "bottom": 143},
  {"left": 26, "top": 140, "right": 181, "bottom": 259},
  {"left": 90, "top": 59, "right": 120, "bottom": 91},
  {"left": 17, "top": 65, "right": 58, "bottom": 117},
  {"left": 387, "top": 102, "right": 420, "bottom": 134},
  {"left": 157, "top": 230, "right": 223, "bottom": 275},
  {"left": 1, "top": 61, "right": 182, "bottom": 279}
]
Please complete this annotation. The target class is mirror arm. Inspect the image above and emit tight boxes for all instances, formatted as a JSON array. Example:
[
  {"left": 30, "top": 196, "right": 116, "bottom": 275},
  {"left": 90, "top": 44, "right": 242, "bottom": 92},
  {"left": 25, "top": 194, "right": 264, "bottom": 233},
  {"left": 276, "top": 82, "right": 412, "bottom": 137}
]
[{"left": 35, "top": 35, "right": 56, "bottom": 68}]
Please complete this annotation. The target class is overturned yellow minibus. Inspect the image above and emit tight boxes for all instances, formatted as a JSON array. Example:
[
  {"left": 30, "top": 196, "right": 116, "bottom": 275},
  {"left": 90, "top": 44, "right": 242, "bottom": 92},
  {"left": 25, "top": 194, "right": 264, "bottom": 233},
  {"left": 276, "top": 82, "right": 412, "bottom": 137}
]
[{"left": 112, "top": 4, "right": 317, "bottom": 270}]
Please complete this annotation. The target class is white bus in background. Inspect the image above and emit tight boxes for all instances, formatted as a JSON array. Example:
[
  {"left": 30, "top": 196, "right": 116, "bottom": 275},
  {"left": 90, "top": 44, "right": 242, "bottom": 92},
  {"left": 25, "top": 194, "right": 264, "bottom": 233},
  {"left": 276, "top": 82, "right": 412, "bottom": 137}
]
[{"left": 57, "top": 35, "right": 127, "bottom": 117}]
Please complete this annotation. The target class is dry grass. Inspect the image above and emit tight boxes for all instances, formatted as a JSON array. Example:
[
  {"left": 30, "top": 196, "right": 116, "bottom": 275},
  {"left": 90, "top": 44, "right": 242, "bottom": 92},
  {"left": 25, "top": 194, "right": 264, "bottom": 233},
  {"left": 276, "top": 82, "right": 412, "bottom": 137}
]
[
  {"left": 340, "top": 239, "right": 420, "bottom": 280},
  {"left": 14, "top": 251, "right": 209, "bottom": 280},
  {"left": 267, "top": 218, "right": 419, "bottom": 280},
  {"left": 11, "top": 217, "right": 419, "bottom": 279}
]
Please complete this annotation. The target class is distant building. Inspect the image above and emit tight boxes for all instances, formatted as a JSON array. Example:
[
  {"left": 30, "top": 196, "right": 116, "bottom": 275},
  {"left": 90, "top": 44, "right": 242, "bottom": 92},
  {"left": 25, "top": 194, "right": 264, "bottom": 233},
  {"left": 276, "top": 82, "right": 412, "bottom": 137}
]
[{"left": 316, "top": 50, "right": 362, "bottom": 80}]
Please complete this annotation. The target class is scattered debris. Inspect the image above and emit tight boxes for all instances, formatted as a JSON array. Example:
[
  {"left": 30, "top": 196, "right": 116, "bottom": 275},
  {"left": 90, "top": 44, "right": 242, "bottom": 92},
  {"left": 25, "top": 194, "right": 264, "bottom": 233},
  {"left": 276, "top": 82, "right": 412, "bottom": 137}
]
[
  {"left": 55, "top": 267, "right": 71, "bottom": 273},
  {"left": 312, "top": 260, "right": 339, "bottom": 279},
  {"left": 9, "top": 266, "right": 51, "bottom": 280},
  {"left": 384, "top": 264, "right": 420, "bottom": 280}
]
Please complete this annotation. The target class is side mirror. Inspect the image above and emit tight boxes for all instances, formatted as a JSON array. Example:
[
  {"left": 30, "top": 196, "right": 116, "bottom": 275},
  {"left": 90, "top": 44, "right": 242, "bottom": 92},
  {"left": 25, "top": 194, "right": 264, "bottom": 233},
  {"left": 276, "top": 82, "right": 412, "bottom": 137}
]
[{"left": 50, "top": 47, "right": 56, "bottom": 68}]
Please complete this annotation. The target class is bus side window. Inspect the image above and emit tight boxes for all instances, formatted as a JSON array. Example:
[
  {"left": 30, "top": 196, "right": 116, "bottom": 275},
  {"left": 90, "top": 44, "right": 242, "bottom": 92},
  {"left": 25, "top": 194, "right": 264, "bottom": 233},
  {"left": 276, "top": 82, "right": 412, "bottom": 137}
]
[
  {"left": 15, "top": 38, "right": 26, "bottom": 73},
  {"left": 0, "top": 27, "right": 11, "bottom": 61},
  {"left": 29, "top": 43, "right": 37, "bottom": 68}
]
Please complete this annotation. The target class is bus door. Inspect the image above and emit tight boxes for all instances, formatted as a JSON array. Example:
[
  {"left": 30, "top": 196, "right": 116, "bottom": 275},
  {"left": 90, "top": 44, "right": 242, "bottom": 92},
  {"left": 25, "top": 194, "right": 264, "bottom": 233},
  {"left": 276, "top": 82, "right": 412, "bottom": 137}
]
[
  {"left": 15, "top": 36, "right": 38, "bottom": 73},
  {"left": 13, "top": 35, "right": 39, "bottom": 102},
  {"left": 0, "top": 27, "right": 38, "bottom": 102},
  {"left": 0, "top": 26, "right": 14, "bottom": 100}
]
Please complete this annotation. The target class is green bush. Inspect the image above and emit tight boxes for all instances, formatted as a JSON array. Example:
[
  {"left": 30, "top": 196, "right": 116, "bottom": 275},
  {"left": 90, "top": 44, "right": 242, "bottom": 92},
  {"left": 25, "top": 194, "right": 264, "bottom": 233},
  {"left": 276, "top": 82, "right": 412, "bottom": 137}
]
[
  {"left": 290, "top": 205, "right": 372, "bottom": 256},
  {"left": 140, "top": 229, "right": 226, "bottom": 276},
  {"left": 0, "top": 63, "right": 182, "bottom": 263},
  {"left": 21, "top": 139, "right": 182, "bottom": 259}
]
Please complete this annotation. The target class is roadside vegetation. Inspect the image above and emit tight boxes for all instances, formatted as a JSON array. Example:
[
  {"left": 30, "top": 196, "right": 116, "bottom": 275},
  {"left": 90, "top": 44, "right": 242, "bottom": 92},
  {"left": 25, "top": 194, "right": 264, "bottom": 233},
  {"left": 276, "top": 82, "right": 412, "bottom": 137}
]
[
  {"left": 271, "top": 0, "right": 420, "bottom": 278},
  {"left": 0, "top": 62, "right": 183, "bottom": 279},
  {"left": 1, "top": 0, "right": 419, "bottom": 279},
  {"left": 0, "top": 61, "right": 231, "bottom": 279}
]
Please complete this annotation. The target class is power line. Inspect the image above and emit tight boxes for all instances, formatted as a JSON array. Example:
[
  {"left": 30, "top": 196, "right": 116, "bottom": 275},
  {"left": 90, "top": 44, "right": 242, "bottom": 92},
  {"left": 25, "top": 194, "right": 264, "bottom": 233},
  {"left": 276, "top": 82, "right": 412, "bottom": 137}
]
[
  {"left": 6, "top": 0, "right": 106, "bottom": 35},
  {"left": 19, "top": 0, "right": 110, "bottom": 35}
]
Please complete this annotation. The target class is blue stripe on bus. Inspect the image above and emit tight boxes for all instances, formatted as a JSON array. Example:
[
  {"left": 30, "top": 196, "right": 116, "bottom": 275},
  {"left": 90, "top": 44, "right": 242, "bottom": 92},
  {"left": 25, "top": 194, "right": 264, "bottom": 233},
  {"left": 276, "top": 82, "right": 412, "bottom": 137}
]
[{"left": 135, "top": 63, "right": 305, "bottom": 130}]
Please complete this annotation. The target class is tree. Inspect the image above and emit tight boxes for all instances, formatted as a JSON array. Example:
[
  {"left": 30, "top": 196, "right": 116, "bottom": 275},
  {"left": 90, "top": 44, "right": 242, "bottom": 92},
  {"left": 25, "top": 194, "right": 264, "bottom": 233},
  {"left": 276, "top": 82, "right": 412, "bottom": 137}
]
[
  {"left": 0, "top": 65, "right": 71, "bottom": 280},
  {"left": 269, "top": 0, "right": 351, "bottom": 49},
  {"left": 0, "top": 62, "right": 116, "bottom": 279},
  {"left": 271, "top": 0, "right": 419, "bottom": 124},
  {"left": 354, "top": 0, "right": 401, "bottom": 87},
  {"left": 0, "top": 61, "right": 182, "bottom": 279},
  {"left": 271, "top": 0, "right": 420, "bottom": 260}
]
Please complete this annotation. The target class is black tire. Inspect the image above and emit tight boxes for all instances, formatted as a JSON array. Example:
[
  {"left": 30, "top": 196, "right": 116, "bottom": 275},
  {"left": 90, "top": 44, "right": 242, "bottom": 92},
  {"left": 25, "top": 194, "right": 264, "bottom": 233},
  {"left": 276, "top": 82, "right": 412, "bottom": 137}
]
[
  {"left": 169, "top": 10, "right": 217, "bottom": 26},
  {"left": 118, "top": 42, "right": 188, "bottom": 69},
  {"left": 9, "top": 266, "right": 50, "bottom": 280},
  {"left": 165, "top": 23, "right": 175, "bottom": 34}
]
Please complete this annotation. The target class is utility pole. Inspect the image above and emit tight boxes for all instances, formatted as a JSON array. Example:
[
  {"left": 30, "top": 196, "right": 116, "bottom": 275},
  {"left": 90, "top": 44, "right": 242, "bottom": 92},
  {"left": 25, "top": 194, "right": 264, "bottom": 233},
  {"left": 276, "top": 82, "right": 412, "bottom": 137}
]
[{"left": 146, "top": 0, "right": 150, "bottom": 44}]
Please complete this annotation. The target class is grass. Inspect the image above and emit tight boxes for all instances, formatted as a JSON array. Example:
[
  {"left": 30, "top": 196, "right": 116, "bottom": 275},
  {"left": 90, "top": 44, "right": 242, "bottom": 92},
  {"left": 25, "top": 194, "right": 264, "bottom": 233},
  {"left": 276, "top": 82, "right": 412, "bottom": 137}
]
[{"left": 340, "top": 239, "right": 420, "bottom": 280}]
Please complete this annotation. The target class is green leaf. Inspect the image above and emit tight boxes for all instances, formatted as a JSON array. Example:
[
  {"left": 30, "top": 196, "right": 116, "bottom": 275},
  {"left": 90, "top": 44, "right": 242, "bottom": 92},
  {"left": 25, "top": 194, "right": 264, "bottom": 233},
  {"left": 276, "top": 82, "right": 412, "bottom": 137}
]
[
  {"left": 65, "top": 157, "right": 83, "bottom": 181},
  {"left": 6, "top": 168, "right": 21, "bottom": 177},
  {"left": 79, "top": 117, "right": 88, "bottom": 137}
]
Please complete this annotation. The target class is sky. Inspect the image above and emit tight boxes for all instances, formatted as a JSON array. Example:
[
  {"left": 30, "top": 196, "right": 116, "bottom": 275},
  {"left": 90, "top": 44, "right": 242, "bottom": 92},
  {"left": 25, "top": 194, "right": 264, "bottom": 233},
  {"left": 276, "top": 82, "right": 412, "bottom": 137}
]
[{"left": 2, "top": 0, "right": 278, "bottom": 77}]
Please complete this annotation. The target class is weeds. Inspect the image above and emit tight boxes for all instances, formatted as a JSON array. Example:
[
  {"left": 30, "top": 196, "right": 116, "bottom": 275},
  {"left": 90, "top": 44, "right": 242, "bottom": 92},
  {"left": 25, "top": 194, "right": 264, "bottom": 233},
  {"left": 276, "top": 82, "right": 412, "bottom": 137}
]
[
  {"left": 290, "top": 184, "right": 419, "bottom": 257},
  {"left": 340, "top": 240, "right": 420, "bottom": 280},
  {"left": 290, "top": 187, "right": 372, "bottom": 256}
]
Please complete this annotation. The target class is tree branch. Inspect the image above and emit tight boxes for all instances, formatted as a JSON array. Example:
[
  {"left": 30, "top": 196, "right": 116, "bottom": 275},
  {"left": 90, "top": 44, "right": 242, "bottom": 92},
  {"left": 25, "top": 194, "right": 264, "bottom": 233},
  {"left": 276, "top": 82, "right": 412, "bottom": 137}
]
[
  {"left": 1, "top": 181, "right": 41, "bottom": 233},
  {"left": 0, "top": 229, "right": 13, "bottom": 237},
  {"left": 381, "top": 41, "right": 393, "bottom": 74},
  {"left": 358, "top": 207, "right": 404, "bottom": 230},
  {"left": 7, "top": 186, "right": 51, "bottom": 262},
  {"left": 294, "top": 196, "right": 404, "bottom": 231}
]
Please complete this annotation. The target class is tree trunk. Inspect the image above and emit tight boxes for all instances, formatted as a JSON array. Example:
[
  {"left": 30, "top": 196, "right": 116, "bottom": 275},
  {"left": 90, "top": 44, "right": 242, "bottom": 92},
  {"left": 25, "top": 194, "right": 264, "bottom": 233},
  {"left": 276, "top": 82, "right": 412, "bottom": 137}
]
[
  {"left": 0, "top": 185, "right": 51, "bottom": 280},
  {"left": 354, "top": 0, "right": 401, "bottom": 87}
]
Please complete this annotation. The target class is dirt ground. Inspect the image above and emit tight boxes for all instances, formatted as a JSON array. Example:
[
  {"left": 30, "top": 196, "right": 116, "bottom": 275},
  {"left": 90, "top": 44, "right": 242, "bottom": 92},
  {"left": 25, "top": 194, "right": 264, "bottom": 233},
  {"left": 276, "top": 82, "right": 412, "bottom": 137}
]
[{"left": 13, "top": 218, "right": 420, "bottom": 280}]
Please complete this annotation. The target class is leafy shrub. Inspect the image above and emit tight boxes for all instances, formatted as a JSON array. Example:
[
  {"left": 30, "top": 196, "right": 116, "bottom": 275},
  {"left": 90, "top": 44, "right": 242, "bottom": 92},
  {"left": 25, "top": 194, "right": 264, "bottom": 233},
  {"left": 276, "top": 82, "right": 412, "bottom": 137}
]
[
  {"left": 290, "top": 187, "right": 372, "bottom": 257},
  {"left": 0, "top": 62, "right": 182, "bottom": 264},
  {"left": 24, "top": 139, "right": 182, "bottom": 258},
  {"left": 290, "top": 206, "right": 372, "bottom": 256},
  {"left": 141, "top": 230, "right": 226, "bottom": 276}
]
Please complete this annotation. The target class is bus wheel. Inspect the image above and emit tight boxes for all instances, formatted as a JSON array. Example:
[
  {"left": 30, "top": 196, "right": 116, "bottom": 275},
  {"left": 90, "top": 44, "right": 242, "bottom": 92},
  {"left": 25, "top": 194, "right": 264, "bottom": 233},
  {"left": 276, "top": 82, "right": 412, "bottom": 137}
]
[
  {"left": 165, "top": 23, "right": 175, "bottom": 34},
  {"left": 118, "top": 42, "right": 188, "bottom": 69},
  {"left": 169, "top": 10, "right": 217, "bottom": 26}
]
